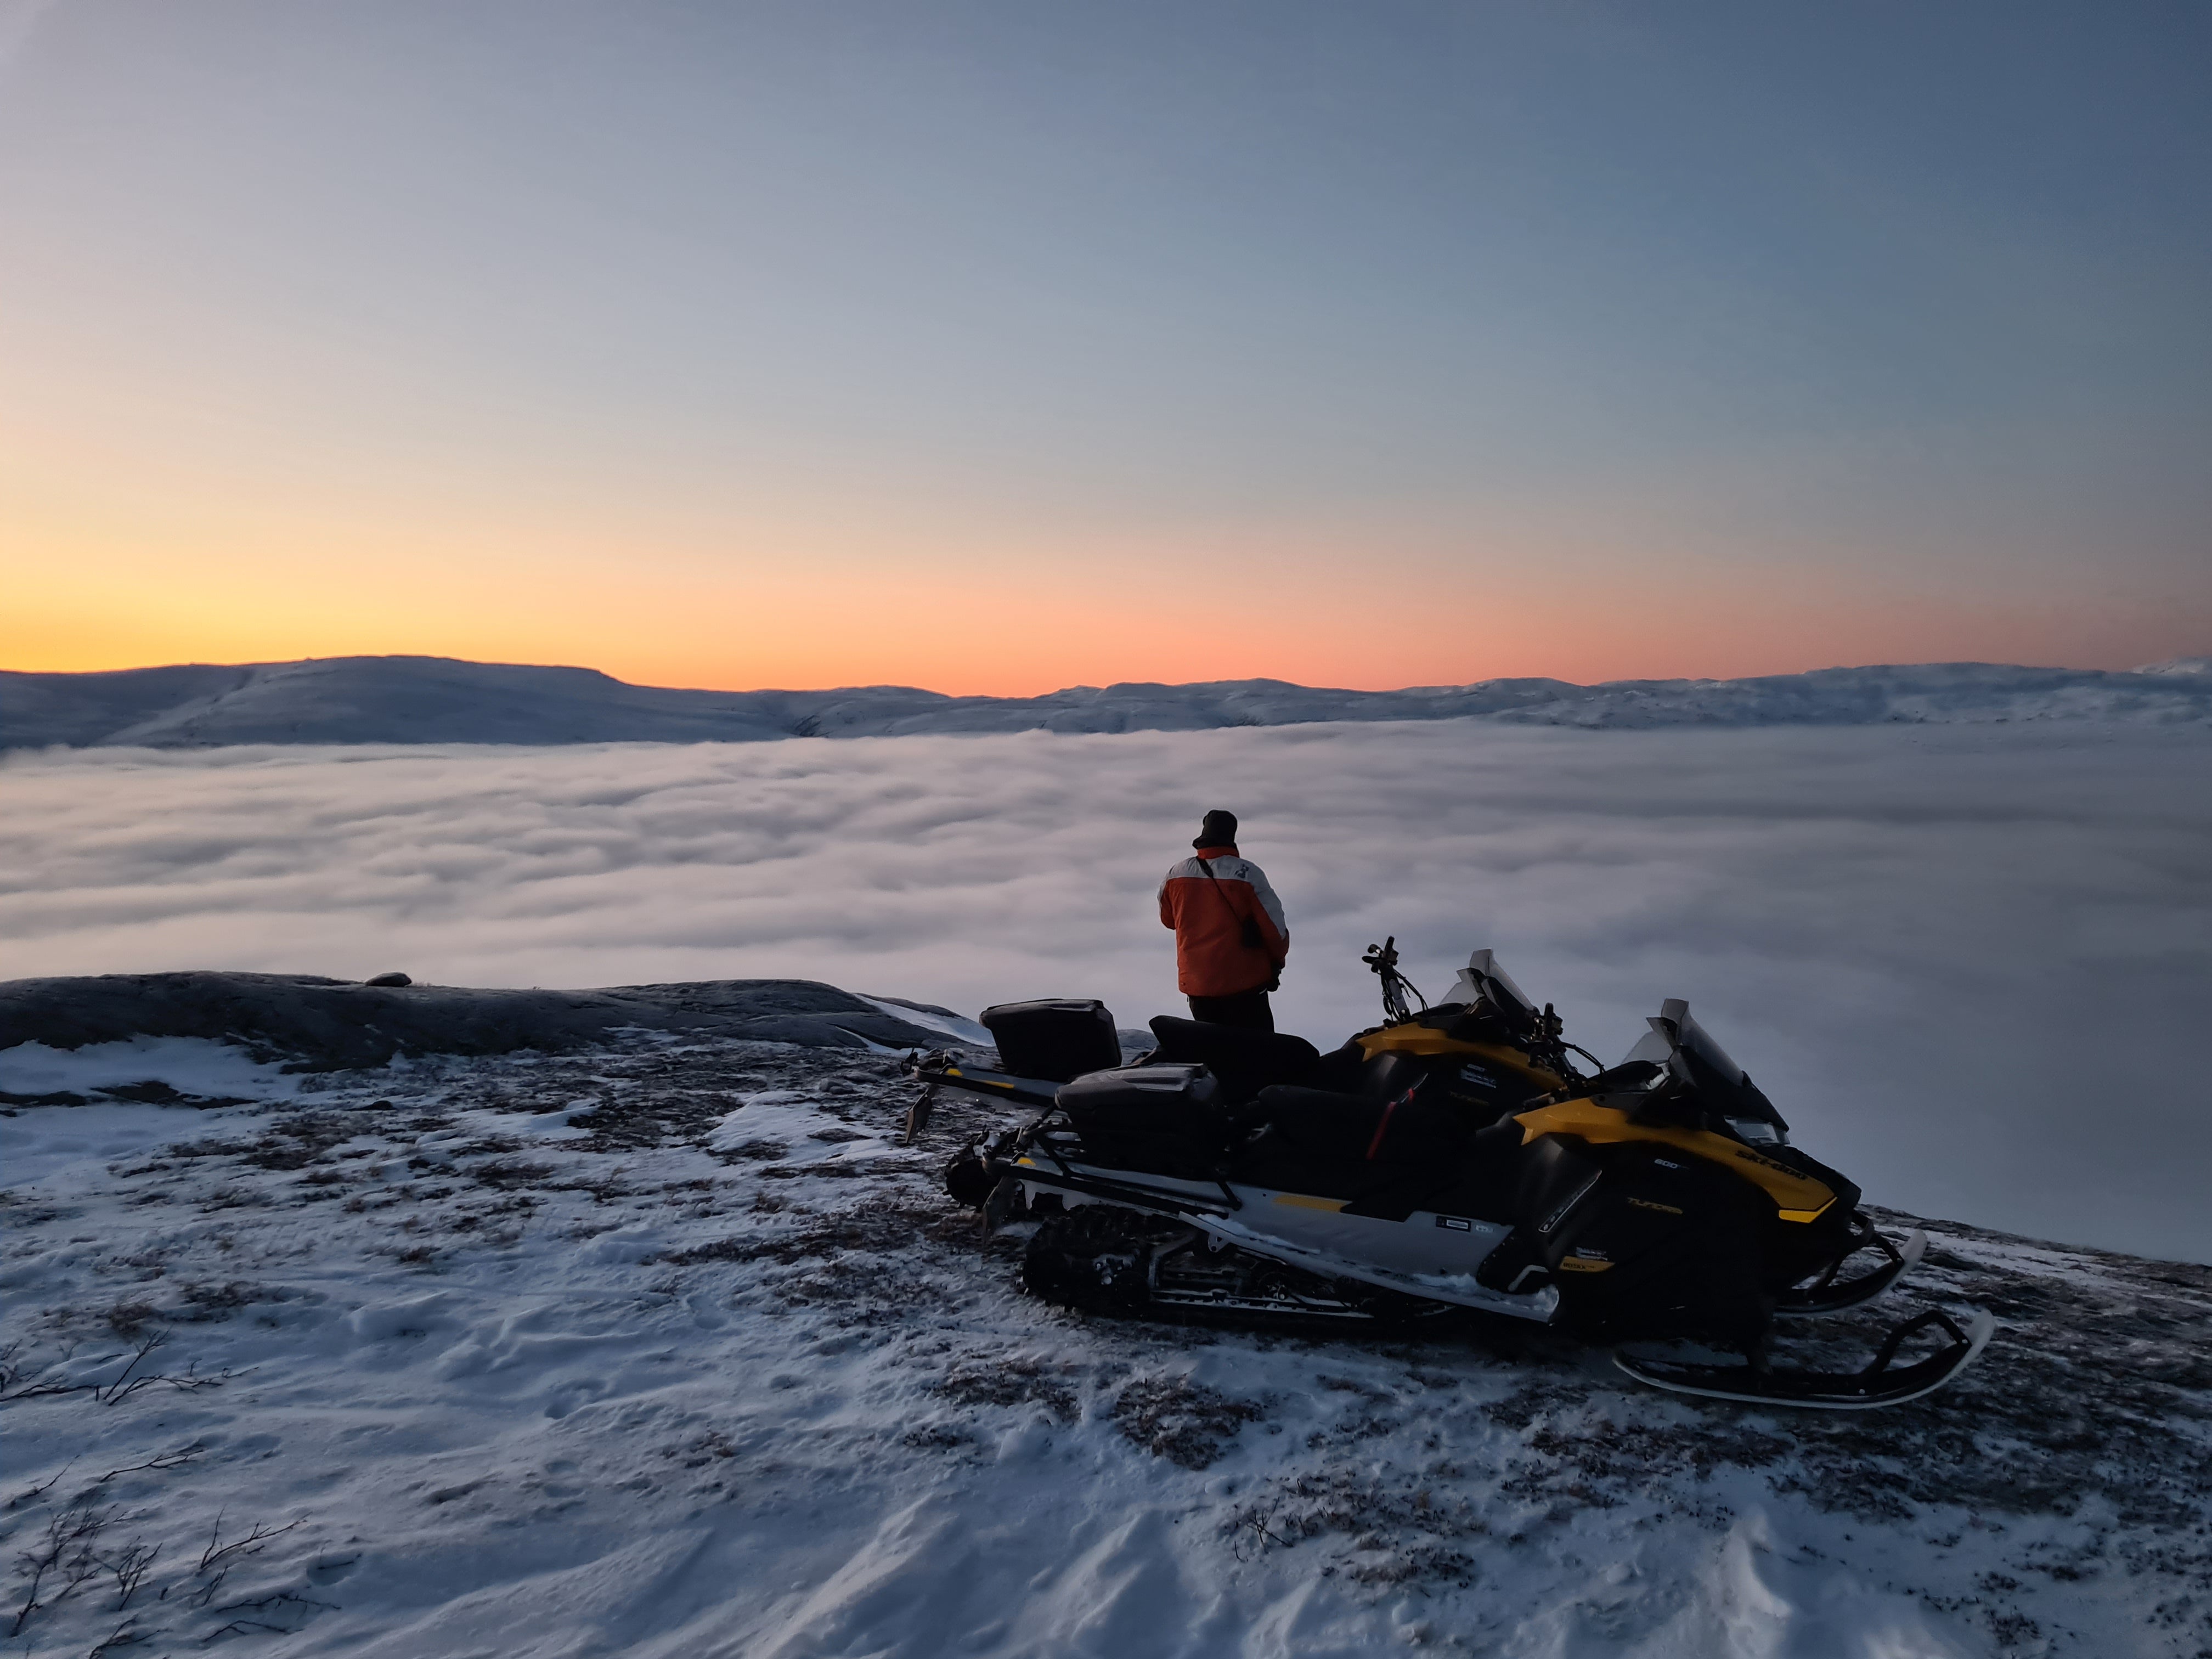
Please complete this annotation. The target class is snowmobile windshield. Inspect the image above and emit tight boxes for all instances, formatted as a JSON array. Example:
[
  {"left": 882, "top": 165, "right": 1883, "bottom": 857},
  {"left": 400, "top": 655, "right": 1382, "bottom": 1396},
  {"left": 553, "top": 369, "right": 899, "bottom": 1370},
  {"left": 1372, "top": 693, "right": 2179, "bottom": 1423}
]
[
  {"left": 1627, "top": 1000, "right": 1789, "bottom": 1131},
  {"left": 1670, "top": 1005, "right": 1745, "bottom": 1085},
  {"left": 1453, "top": 949, "right": 1539, "bottom": 1029}
]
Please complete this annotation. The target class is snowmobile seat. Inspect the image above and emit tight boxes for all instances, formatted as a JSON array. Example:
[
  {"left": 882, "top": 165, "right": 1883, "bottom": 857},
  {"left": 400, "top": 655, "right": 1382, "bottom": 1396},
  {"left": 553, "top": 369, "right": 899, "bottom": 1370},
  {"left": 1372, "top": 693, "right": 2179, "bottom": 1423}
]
[
  {"left": 980, "top": 999, "right": 1123, "bottom": 1084},
  {"left": 1229, "top": 1084, "right": 1483, "bottom": 1216},
  {"left": 1054, "top": 1063, "right": 1228, "bottom": 1177},
  {"left": 1246, "top": 1084, "right": 1472, "bottom": 1167},
  {"left": 1146, "top": 1017, "right": 1322, "bottom": 1106}
]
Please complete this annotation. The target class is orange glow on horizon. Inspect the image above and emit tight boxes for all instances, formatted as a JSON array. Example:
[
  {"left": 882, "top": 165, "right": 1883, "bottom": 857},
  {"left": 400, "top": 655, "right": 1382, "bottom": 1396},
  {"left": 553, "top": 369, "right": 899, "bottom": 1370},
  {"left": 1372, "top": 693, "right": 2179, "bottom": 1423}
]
[
  {"left": 4, "top": 551, "right": 2188, "bottom": 696},
  {"left": 4, "top": 418, "right": 2199, "bottom": 695}
]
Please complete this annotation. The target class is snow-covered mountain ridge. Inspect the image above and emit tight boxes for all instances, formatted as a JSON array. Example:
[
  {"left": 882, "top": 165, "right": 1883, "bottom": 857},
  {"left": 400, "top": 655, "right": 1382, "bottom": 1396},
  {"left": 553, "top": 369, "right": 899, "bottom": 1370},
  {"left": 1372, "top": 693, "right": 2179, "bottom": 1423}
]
[{"left": 5, "top": 653, "right": 2207, "bottom": 749}]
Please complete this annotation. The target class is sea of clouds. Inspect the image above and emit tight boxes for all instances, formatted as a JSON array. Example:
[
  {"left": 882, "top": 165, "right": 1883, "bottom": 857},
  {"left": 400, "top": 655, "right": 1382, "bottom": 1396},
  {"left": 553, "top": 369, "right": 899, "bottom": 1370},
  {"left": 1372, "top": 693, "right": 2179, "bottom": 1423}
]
[{"left": 4, "top": 721, "right": 2207, "bottom": 1261}]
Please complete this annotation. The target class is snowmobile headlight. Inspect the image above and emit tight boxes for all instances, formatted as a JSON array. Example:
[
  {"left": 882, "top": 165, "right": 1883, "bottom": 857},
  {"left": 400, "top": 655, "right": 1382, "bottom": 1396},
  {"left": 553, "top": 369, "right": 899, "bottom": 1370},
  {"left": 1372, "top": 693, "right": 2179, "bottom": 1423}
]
[{"left": 1725, "top": 1117, "right": 1785, "bottom": 1147}]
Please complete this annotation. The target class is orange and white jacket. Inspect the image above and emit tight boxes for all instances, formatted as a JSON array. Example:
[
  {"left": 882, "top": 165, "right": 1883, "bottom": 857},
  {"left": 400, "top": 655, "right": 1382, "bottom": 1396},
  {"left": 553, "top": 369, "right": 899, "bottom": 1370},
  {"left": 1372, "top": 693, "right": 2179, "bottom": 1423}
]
[{"left": 1158, "top": 846, "right": 1290, "bottom": 997}]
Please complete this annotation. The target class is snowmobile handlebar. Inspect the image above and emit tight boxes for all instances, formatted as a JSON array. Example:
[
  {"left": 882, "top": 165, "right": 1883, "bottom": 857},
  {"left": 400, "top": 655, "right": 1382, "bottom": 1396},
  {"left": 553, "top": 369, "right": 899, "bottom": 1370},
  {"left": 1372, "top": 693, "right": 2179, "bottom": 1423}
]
[{"left": 1362, "top": 936, "right": 1428, "bottom": 1024}]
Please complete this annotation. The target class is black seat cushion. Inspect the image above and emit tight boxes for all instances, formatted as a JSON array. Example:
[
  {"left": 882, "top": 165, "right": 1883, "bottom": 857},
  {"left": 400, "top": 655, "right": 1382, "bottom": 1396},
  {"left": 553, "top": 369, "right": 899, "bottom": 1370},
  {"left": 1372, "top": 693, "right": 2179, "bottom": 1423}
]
[
  {"left": 1147, "top": 1017, "right": 1322, "bottom": 1105},
  {"left": 1246, "top": 1084, "right": 1475, "bottom": 1168}
]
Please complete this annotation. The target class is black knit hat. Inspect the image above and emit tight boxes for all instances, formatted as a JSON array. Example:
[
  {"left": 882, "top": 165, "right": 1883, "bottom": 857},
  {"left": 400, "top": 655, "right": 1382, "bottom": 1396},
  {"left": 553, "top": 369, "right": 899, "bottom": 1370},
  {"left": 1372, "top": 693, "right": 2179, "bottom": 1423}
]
[{"left": 1193, "top": 809, "right": 1239, "bottom": 849}]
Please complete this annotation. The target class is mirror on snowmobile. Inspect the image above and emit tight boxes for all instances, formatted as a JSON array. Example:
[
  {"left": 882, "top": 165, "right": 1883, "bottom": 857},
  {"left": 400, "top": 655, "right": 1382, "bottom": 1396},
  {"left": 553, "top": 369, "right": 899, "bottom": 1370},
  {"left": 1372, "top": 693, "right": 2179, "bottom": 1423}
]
[{"left": 1449, "top": 949, "right": 1539, "bottom": 1032}]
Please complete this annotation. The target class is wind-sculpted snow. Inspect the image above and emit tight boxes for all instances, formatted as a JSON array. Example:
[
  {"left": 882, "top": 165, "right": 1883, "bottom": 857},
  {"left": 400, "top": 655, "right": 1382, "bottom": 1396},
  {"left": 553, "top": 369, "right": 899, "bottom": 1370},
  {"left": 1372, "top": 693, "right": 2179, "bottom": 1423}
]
[
  {"left": 5, "top": 722, "right": 2208, "bottom": 1260},
  {"left": 2, "top": 1036, "right": 2205, "bottom": 1657},
  {"left": 4, "top": 651, "right": 2208, "bottom": 750}
]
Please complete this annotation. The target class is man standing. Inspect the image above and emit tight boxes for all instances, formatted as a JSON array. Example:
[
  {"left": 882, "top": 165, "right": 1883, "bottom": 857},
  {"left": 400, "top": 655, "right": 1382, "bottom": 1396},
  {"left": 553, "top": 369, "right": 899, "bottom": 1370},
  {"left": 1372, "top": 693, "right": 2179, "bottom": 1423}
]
[{"left": 1158, "top": 809, "right": 1290, "bottom": 1030}]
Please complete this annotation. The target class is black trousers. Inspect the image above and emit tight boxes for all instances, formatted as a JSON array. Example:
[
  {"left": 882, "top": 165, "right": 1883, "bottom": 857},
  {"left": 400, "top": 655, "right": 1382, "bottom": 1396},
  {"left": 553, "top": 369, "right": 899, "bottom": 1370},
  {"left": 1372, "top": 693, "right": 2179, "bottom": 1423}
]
[{"left": 1187, "top": 989, "right": 1274, "bottom": 1032}]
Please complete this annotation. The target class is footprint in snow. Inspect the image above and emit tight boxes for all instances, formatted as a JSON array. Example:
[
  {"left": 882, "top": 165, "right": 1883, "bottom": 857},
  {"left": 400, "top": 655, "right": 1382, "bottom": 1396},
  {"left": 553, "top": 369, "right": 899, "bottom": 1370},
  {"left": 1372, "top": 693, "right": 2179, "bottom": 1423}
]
[{"left": 545, "top": 1379, "right": 611, "bottom": 1420}]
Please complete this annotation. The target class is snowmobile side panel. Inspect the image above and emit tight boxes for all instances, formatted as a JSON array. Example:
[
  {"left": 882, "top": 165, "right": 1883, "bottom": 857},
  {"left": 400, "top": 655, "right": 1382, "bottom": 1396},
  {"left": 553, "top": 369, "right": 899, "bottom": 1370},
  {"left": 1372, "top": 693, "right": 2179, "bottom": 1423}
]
[
  {"left": 1613, "top": 1308, "right": 1995, "bottom": 1410},
  {"left": 1005, "top": 1150, "right": 1555, "bottom": 1323},
  {"left": 1193, "top": 1192, "right": 1558, "bottom": 1323},
  {"left": 1009, "top": 1153, "right": 1236, "bottom": 1217},
  {"left": 1356, "top": 1026, "right": 1564, "bottom": 1088},
  {"left": 1512, "top": 1098, "right": 1838, "bottom": 1222},
  {"left": 1022, "top": 1208, "right": 1475, "bottom": 1328},
  {"left": 1531, "top": 1141, "right": 1773, "bottom": 1345}
]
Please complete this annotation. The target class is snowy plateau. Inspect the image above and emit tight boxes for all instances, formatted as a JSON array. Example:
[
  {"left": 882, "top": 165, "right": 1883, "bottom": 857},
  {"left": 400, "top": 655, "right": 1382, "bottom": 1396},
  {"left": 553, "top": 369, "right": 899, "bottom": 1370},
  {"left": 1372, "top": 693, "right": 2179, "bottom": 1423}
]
[
  {"left": 2, "top": 1004, "right": 2208, "bottom": 1659},
  {"left": 3, "top": 653, "right": 2209, "bottom": 751}
]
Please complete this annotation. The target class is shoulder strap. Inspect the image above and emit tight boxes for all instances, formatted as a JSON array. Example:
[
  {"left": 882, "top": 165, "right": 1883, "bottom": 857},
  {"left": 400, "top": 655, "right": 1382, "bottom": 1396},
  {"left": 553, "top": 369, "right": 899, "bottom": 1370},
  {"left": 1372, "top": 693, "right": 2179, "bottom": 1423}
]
[{"left": 1195, "top": 855, "right": 1261, "bottom": 943}]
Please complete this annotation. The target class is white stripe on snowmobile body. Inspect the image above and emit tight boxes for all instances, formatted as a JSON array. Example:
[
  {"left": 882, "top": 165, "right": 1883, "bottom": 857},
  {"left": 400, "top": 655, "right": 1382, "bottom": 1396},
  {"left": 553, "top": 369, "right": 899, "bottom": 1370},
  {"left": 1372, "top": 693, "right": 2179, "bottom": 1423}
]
[{"left": 1011, "top": 1159, "right": 1558, "bottom": 1323}]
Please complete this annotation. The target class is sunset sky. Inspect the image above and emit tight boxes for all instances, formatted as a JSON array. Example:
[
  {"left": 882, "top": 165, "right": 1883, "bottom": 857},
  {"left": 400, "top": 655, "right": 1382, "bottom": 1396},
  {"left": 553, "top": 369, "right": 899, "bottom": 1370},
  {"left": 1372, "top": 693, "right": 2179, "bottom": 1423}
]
[{"left": 3, "top": 1, "right": 2207, "bottom": 695}]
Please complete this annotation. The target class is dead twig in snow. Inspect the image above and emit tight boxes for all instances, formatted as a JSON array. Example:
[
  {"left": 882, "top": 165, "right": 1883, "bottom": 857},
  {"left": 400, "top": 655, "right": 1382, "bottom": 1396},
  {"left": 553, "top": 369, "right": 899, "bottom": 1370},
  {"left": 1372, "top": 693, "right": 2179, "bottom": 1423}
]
[
  {"left": 7, "top": 1459, "right": 76, "bottom": 1510},
  {"left": 1, "top": 1336, "right": 241, "bottom": 1406},
  {"left": 211, "top": 1592, "right": 335, "bottom": 1618},
  {"left": 195, "top": 1513, "right": 302, "bottom": 1574},
  {"left": 198, "top": 1591, "right": 335, "bottom": 1643},
  {"left": 9, "top": 1503, "right": 112, "bottom": 1637},
  {"left": 101, "top": 1541, "right": 161, "bottom": 1609},
  {"left": 91, "top": 1335, "right": 169, "bottom": 1404},
  {"left": 95, "top": 1444, "right": 206, "bottom": 1486},
  {"left": 87, "top": 1616, "right": 147, "bottom": 1656},
  {"left": 0, "top": 1374, "right": 95, "bottom": 1404}
]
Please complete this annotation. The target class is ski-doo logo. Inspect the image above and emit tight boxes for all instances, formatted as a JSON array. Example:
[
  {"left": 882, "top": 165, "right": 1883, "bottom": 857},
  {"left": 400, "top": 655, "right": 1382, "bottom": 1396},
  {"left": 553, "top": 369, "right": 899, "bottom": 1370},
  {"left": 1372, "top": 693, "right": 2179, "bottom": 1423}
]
[
  {"left": 1434, "top": 1215, "right": 1474, "bottom": 1231},
  {"left": 1733, "top": 1148, "right": 1795, "bottom": 1176}
]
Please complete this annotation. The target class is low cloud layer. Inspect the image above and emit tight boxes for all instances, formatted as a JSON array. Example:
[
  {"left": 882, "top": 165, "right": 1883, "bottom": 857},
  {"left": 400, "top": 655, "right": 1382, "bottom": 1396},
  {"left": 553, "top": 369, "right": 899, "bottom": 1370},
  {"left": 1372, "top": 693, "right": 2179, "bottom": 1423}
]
[{"left": 4, "top": 722, "right": 2207, "bottom": 1261}]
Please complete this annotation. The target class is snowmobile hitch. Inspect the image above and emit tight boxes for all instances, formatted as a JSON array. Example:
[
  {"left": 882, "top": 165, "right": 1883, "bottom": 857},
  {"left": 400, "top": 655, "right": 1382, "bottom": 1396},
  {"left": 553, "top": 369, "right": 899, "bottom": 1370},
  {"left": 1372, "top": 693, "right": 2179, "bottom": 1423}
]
[
  {"left": 901, "top": 1076, "right": 938, "bottom": 1146},
  {"left": 902, "top": 1050, "right": 1063, "bottom": 1111}
]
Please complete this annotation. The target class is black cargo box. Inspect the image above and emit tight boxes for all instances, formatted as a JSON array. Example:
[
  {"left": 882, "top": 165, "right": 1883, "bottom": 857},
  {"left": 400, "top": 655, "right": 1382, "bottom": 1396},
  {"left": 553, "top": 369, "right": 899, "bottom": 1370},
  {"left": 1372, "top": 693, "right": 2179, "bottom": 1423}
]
[
  {"left": 979, "top": 998, "right": 1122, "bottom": 1084},
  {"left": 1055, "top": 1063, "right": 1226, "bottom": 1172}
]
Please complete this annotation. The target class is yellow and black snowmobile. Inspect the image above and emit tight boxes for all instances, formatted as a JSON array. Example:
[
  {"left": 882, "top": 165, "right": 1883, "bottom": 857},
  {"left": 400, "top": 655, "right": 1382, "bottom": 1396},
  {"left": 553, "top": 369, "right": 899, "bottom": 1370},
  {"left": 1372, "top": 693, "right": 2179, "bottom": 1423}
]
[{"left": 916, "top": 944, "right": 1992, "bottom": 1410}]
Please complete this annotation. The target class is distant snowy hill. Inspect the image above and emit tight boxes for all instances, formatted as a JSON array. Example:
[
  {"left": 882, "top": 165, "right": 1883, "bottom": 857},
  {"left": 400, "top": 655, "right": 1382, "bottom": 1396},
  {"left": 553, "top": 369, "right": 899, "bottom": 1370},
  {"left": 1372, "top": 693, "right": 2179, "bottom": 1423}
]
[{"left": 3, "top": 652, "right": 2207, "bottom": 749}]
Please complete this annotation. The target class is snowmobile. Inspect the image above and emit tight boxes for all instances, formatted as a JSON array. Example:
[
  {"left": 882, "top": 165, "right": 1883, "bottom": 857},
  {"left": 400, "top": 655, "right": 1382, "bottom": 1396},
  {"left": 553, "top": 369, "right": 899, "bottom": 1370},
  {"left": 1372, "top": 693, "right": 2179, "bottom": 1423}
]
[{"left": 912, "top": 943, "right": 1994, "bottom": 1410}]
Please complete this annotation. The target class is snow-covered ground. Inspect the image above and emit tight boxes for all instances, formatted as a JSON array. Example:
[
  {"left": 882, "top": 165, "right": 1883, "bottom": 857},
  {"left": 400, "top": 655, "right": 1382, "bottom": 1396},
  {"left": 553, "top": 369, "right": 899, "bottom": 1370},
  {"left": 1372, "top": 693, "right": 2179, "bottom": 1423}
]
[
  {"left": 4, "top": 1032, "right": 2207, "bottom": 1658},
  {"left": 4, "top": 653, "right": 2208, "bottom": 751}
]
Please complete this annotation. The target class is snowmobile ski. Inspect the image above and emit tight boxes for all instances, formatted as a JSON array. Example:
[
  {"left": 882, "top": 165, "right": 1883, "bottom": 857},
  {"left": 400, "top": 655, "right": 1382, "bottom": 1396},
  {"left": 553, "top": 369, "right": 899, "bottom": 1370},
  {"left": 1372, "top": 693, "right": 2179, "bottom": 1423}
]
[
  {"left": 1613, "top": 1307, "right": 1995, "bottom": 1410},
  {"left": 1773, "top": 1219, "right": 1926, "bottom": 1318}
]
